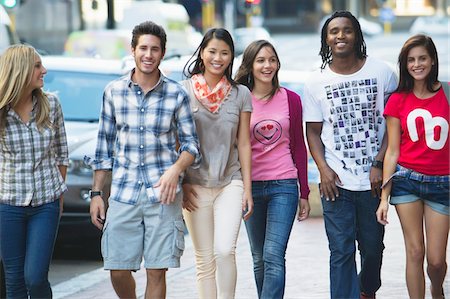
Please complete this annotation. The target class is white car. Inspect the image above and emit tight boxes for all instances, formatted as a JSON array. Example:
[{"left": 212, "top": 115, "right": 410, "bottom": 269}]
[
  {"left": 233, "top": 27, "right": 274, "bottom": 55},
  {"left": 409, "top": 16, "right": 449, "bottom": 35}
]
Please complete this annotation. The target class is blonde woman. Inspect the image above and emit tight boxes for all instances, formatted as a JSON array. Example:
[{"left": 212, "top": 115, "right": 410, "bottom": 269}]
[
  {"left": 181, "top": 28, "right": 253, "bottom": 299},
  {"left": 0, "top": 44, "right": 68, "bottom": 299}
]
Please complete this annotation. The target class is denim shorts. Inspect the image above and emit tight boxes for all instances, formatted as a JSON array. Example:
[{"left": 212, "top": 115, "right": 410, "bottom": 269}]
[
  {"left": 390, "top": 166, "right": 449, "bottom": 216},
  {"left": 102, "top": 186, "right": 185, "bottom": 270}
]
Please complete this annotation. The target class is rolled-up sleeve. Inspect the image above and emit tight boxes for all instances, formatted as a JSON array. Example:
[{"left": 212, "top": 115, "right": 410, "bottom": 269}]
[
  {"left": 85, "top": 87, "right": 116, "bottom": 171},
  {"left": 51, "top": 95, "right": 69, "bottom": 166},
  {"left": 176, "top": 92, "right": 201, "bottom": 168}
]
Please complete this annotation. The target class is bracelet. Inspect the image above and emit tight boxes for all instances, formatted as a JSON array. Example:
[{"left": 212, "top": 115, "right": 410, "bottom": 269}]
[
  {"left": 371, "top": 160, "right": 383, "bottom": 169},
  {"left": 89, "top": 190, "right": 103, "bottom": 198}
]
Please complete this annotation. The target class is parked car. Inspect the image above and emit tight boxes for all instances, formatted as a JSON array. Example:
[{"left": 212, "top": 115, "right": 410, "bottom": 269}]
[
  {"left": 0, "top": 5, "right": 20, "bottom": 54},
  {"left": 42, "top": 56, "right": 125, "bottom": 248},
  {"left": 409, "top": 16, "right": 449, "bottom": 36},
  {"left": 233, "top": 27, "right": 274, "bottom": 55}
]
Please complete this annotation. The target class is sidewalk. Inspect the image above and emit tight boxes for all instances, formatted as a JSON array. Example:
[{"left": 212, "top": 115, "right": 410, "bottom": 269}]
[{"left": 54, "top": 212, "right": 449, "bottom": 299}]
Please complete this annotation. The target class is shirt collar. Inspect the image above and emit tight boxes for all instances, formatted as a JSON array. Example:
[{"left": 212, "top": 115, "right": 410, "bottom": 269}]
[{"left": 126, "top": 68, "right": 167, "bottom": 91}]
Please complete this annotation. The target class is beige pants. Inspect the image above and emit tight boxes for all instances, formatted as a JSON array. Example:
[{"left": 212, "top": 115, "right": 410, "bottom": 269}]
[{"left": 183, "top": 180, "right": 244, "bottom": 299}]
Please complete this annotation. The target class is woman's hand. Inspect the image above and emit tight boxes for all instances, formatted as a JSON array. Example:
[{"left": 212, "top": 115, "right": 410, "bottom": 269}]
[
  {"left": 376, "top": 198, "right": 389, "bottom": 225},
  {"left": 297, "top": 198, "right": 310, "bottom": 221},
  {"left": 242, "top": 189, "right": 253, "bottom": 221},
  {"left": 59, "top": 196, "right": 64, "bottom": 219},
  {"left": 182, "top": 184, "right": 198, "bottom": 212}
]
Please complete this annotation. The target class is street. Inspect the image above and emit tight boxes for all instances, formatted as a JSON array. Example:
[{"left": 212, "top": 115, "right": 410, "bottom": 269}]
[{"left": 50, "top": 205, "right": 450, "bottom": 299}]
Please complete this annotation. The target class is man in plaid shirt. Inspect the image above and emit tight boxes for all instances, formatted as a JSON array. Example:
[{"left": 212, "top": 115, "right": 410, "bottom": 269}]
[{"left": 86, "top": 21, "right": 201, "bottom": 298}]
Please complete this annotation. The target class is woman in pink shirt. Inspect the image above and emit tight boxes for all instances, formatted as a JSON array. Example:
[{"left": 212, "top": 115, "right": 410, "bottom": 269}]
[
  {"left": 235, "top": 40, "right": 310, "bottom": 298},
  {"left": 376, "top": 34, "right": 449, "bottom": 299}
]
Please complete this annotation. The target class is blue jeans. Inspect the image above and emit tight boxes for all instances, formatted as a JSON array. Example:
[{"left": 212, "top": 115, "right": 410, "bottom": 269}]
[
  {"left": 245, "top": 179, "right": 298, "bottom": 299},
  {"left": 0, "top": 201, "right": 60, "bottom": 299},
  {"left": 321, "top": 187, "right": 385, "bottom": 299}
]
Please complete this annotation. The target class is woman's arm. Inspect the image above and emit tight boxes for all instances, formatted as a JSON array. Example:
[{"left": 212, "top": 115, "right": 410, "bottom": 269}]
[
  {"left": 237, "top": 111, "right": 253, "bottom": 220},
  {"left": 376, "top": 116, "right": 401, "bottom": 225}
]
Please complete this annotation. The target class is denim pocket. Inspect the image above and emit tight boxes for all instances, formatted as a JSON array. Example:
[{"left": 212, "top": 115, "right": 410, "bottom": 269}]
[
  {"left": 172, "top": 220, "right": 185, "bottom": 257},
  {"left": 101, "top": 222, "right": 109, "bottom": 259}
]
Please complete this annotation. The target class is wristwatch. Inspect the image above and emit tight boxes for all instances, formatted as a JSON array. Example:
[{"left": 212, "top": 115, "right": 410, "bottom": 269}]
[
  {"left": 89, "top": 190, "right": 103, "bottom": 198},
  {"left": 371, "top": 160, "right": 383, "bottom": 169}
]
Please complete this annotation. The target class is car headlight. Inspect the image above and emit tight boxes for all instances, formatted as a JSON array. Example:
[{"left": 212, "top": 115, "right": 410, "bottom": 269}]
[{"left": 67, "top": 159, "right": 92, "bottom": 176}]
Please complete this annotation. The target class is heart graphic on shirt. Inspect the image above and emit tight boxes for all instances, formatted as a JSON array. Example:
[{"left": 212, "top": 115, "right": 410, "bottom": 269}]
[{"left": 253, "top": 119, "right": 282, "bottom": 145}]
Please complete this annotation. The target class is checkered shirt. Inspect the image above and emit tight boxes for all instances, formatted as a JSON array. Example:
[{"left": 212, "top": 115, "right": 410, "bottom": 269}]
[
  {"left": 0, "top": 94, "right": 69, "bottom": 206},
  {"left": 86, "top": 71, "right": 201, "bottom": 204}
]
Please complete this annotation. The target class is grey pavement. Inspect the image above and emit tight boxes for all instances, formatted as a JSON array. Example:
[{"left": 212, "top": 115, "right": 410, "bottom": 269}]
[{"left": 53, "top": 210, "right": 449, "bottom": 299}]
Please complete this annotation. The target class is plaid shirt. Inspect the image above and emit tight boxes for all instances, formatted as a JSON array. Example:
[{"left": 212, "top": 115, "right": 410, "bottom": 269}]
[
  {"left": 0, "top": 94, "right": 69, "bottom": 206},
  {"left": 86, "top": 70, "right": 201, "bottom": 204}
]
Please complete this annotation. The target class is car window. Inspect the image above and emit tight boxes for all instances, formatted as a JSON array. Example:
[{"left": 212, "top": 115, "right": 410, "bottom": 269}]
[{"left": 44, "top": 70, "right": 119, "bottom": 122}]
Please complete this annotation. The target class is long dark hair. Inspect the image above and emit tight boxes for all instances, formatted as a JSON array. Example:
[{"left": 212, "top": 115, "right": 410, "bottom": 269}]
[
  {"left": 319, "top": 10, "right": 367, "bottom": 70},
  {"left": 235, "top": 39, "right": 280, "bottom": 99},
  {"left": 396, "top": 34, "right": 439, "bottom": 93},
  {"left": 183, "top": 28, "right": 236, "bottom": 85}
]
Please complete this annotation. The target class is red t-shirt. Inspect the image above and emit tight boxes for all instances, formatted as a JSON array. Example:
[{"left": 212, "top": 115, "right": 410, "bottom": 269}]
[{"left": 384, "top": 88, "right": 449, "bottom": 175}]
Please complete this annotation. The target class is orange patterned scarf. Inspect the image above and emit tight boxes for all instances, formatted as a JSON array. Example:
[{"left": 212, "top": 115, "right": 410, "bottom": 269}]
[{"left": 191, "top": 74, "right": 232, "bottom": 113}]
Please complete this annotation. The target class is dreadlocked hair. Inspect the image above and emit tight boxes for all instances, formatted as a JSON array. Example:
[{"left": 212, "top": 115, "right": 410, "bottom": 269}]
[{"left": 319, "top": 10, "right": 367, "bottom": 70}]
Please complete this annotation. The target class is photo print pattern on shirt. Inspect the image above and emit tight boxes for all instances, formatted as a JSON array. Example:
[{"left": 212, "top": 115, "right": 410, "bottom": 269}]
[{"left": 325, "top": 77, "right": 383, "bottom": 176}]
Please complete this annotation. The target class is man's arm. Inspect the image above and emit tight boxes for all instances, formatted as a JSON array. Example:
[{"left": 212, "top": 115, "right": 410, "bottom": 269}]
[
  {"left": 155, "top": 90, "right": 200, "bottom": 204},
  {"left": 306, "top": 122, "right": 341, "bottom": 201},
  {"left": 90, "top": 169, "right": 110, "bottom": 230},
  {"left": 155, "top": 151, "right": 195, "bottom": 205}
]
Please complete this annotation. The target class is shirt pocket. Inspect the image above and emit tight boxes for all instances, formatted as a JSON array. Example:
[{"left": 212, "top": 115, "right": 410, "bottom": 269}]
[
  {"left": 225, "top": 107, "right": 240, "bottom": 124},
  {"left": 148, "top": 112, "right": 174, "bottom": 136}
]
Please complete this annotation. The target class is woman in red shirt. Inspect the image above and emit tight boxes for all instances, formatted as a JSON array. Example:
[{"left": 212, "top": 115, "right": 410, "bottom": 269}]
[{"left": 376, "top": 34, "right": 449, "bottom": 299}]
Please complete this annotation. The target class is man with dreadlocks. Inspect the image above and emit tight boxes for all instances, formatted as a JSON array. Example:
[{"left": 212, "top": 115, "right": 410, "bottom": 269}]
[{"left": 302, "top": 11, "right": 398, "bottom": 299}]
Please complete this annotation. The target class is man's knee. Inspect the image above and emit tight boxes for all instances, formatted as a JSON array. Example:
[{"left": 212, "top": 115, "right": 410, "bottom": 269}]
[
  {"left": 111, "top": 270, "right": 133, "bottom": 284},
  {"left": 146, "top": 269, "right": 166, "bottom": 284}
]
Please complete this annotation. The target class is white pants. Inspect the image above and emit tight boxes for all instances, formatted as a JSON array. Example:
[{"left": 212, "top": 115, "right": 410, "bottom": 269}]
[{"left": 183, "top": 180, "right": 244, "bottom": 299}]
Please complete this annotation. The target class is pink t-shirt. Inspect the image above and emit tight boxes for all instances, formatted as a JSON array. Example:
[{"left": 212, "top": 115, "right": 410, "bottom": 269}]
[
  {"left": 251, "top": 88, "right": 298, "bottom": 181},
  {"left": 384, "top": 88, "right": 449, "bottom": 175}
]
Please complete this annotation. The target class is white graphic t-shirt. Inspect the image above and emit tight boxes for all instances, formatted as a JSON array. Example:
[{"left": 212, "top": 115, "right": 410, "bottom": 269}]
[{"left": 303, "top": 57, "right": 398, "bottom": 191}]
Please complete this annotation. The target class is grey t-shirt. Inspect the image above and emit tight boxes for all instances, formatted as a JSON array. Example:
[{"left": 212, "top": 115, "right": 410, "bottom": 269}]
[{"left": 181, "top": 80, "right": 252, "bottom": 188}]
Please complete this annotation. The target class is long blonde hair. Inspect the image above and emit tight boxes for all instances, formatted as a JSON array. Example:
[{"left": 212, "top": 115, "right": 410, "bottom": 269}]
[{"left": 0, "top": 44, "right": 51, "bottom": 134}]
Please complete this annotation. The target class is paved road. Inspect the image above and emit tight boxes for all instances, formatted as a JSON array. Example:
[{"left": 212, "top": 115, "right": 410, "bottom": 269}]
[{"left": 52, "top": 209, "right": 449, "bottom": 299}]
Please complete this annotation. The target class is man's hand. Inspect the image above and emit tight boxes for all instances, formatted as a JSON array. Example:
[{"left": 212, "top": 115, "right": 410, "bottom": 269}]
[
  {"left": 297, "top": 198, "right": 310, "bottom": 221},
  {"left": 59, "top": 196, "right": 64, "bottom": 219},
  {"left": 319, "top": 165, "right": 342, "bottom": 201},
  {"left": 182, "top": 184, "right": 199, "bottom": 212},
  {"left": 370, "top": 167, "right": 383, "bottom": 198},
  {"left": 155, "top": 164, "right": 182, "bottom": 204},
  {"left": 90, "top": 196, "right": 105, "bottom": 230}
]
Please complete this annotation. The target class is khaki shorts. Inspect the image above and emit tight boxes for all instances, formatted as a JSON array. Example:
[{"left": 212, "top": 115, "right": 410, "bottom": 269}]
[{"left": 101, "top": 187, "right": 185, "bottom": 270}]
